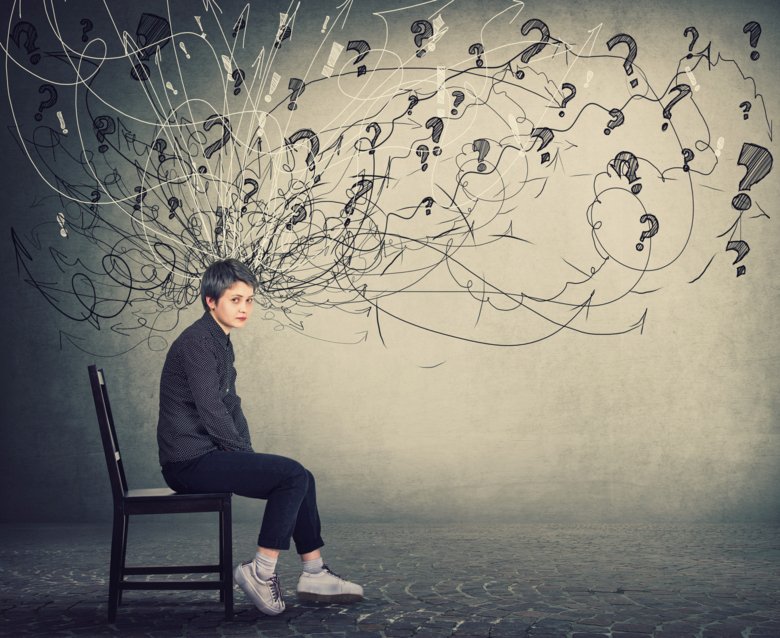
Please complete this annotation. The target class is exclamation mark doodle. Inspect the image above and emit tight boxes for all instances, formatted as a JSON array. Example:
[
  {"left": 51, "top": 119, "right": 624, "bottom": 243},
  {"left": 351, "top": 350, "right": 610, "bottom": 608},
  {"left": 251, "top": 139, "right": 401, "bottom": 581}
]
[
  {"left": 321, "top": 15, "right": 330, "bottom": 33},
  {"left": 436, "top": 66, "right": 446, "bottom": 117},
  {"left": 322, "top": 42, "right": 343, "bottom": 78},
  {"left": 56, "top": 212, "right": 68, "bottom": 238},
  {"left": 265, "top": 72, "right": 281, "bottom": 103},
  {"left": 56, "top": 111, "right": 68, "bottom": 134},
  {"left": 179, "top": 42, "right": 190, "bottom": 59},
  {"left": 194, "top": 15, "right": 205, "bottom": 38},
  {"left": 684, "top": 66, "right": 700, "bottom": 91}
]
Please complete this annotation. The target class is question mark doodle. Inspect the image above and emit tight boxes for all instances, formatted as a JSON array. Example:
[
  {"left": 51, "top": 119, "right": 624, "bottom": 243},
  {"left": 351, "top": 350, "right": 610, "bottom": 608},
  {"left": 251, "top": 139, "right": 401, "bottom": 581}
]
[
  {"left": 610, "top": 151, "right": 642, "bottom": 194},
  {"left": 636, "top": 213, "right": 659, "bottom": 251},
  {"left": 469, "top": 42, "right": 485, "bottom": 67},
  {"left": 661, "top": 84, "right": 692, "bottom": 131},
  {"left": 202, "top": 114, "right": 232, "bottom": 159},
  {"left": 89, "top": 190, "right": 101, "bottom": 214},
  {"left": 416, "top": 144, "right": 430, "bottom": 171},
  {"left": 472, "top": 139, "right": 491, "bottom": 172},
  {"left": 739, "top": 101, "right": 752, "bottom": 120},
  {"left": 286, "top": 128, "right": 320, "bottom": 182},
  {"left": 407, "top": 95, "right": 419, "bottom": 115},
  {"left": 11, "top": 21, "right": 41, "bottom": 65},
  {"left": 133, "top": 185, "right": 147, "bottom": 211},
  {"left": 606, "top": 33, "right": 639, "bottom": 89},
  {"left": 726, "top": 240, "right": 750, "bottom": 277},
  {"left": 80, "top": 18, "right": 94, "bottom": 43},
  {"left": 92, "top": 116, "right": 115, "bottom": 153},
  {"left": 451, "top": 90, "right": 465, "bottom": 115},
  {"left": 167, "top": 197, "right": 180, "bottom": 219},
  {"left": 343, "top": 179, "right": 374, "bottom": 226},
  {"left": 153, "top": 138, "right": 167, "bottom": 163},
  {"left": 731, "top": 142, "right": 773, "bottom": 212},
  {"left": 519, "top": 19, "right": 550, "bottom": 64},
  {"left": 288, "top": 78, "right": 306, "bottom": 110},
  {"left": 604, "top": 108, "right": 624, "bottom": 135},
  {"left": 411, "top": 20, "right": 434, "bottom": 57},
  {"left": 285, "top": 204, "right": 307, "bottom": 230},
  {"left": 365, "top": 122, "right": 382, "bottom": 154},
  {"left": 682, "top": 148, "right": 694, "bottom": 172},
  {"left": 683, "top": 26, "right": 698, "bottom": 58},
  {"left": 232, "top": 69, "right": 246, "bottom": 95},
  {"left": 242, "top": 178, "right": 259, "bottom": 207},
  {"left": 559, "top": 83, "right": 576, "bottom": 116},
  {"left": 214, "top": 207, "right": 225, "bottom": 238},
  {"left": 346, "top": 40, "right": 371, "bottom": 76},
  {"left": 530, "top": 127, "right": 554, "bottom": 163},
  {"left": 743, "top": 22, "right": 761, "bottom": 61},
  {"left": 35, "top": 84, "right": 57, "bottom": 122},
  {"left": 233, "top": 16, "right": 247, "bottom": 38},
  {"left": 425, "top": 117, "right": 444, "bottom": 155},
  {"left": 420, "top": 196, "right": 434, "bottom": 216}
]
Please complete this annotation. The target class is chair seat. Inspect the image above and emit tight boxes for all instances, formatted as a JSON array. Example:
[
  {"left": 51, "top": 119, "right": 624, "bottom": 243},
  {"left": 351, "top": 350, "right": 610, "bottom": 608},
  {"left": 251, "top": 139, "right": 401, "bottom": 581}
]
[
  {"left": 123, "top": 488, "right": 231, "bottom": 515},
  {"left": 125, "top": 488, "right": 231, "bottom": 500}
]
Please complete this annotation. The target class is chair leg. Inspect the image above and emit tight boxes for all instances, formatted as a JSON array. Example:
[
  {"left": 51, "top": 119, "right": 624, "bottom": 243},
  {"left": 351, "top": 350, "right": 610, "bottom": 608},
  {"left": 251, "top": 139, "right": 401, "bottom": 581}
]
[
  {"left": 219, "top": 512, "right": 224, "bottom": 603},
  {"left": 108, "top": 511, "right": 125, "bottom": 622},
  {"left": 118, "top": 514, "right": 129, "bottom": 606},
  {"left": 221, "top": 502, "right": 233, "bottom": 620}
]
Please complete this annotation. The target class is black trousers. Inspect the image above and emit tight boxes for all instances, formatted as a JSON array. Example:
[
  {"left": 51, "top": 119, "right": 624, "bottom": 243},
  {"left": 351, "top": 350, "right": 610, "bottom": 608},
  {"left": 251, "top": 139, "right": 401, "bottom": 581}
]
[{"left": 163, "top": 450, "right": 324, "bottom": 553}]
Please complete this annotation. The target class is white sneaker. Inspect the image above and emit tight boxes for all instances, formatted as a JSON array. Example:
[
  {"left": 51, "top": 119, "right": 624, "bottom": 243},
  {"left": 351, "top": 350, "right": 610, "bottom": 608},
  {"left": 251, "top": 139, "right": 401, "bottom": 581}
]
[
  {"left": 234, "top": 561, "right": 286, "bottom": 615},
  {"left": 297, "top": 565, "right": 364, "bottom": 603}
]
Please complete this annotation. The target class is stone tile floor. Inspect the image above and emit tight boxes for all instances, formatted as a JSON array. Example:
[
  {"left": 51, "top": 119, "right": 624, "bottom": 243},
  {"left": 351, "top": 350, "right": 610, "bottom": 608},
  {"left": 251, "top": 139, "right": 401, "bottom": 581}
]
[{"left": 0, "top": 521, "right": 778, "bottom": 637}]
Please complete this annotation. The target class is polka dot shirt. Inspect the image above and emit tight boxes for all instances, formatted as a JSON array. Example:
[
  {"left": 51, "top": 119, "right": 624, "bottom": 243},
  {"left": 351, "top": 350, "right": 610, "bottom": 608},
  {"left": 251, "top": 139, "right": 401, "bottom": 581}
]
[{"left": 157, "top": 311, "right": 253, "bottom": 467}]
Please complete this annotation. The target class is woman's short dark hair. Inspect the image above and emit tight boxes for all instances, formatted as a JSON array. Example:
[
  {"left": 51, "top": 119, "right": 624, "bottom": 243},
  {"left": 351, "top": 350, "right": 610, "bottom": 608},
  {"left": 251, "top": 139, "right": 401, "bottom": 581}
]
[{"left": 201, "top": 259, "right": 258, "bottom": 310}]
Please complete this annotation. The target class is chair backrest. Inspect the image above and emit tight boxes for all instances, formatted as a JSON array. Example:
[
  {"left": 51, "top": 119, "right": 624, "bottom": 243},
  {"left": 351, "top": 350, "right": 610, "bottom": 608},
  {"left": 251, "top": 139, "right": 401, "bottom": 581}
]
[{"left": 88, "top": 365, "right": 129, "bottom": 503}]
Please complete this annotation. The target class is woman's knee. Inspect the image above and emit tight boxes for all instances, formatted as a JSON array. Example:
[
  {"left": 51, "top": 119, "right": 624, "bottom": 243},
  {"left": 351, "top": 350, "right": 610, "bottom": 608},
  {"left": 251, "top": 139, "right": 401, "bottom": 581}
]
[
  {"left": 285, "top": 459, "right": 309, "bottom": 491},
  {"left": 304, "top": 468, "right": 316, "bottom": 491}
]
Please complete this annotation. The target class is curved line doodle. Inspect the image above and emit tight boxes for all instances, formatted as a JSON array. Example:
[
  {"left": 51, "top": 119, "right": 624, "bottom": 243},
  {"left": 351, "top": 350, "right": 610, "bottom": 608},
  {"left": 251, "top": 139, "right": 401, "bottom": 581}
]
[{"left": 3, "top": 1, "right": 774, "bottom": 354}]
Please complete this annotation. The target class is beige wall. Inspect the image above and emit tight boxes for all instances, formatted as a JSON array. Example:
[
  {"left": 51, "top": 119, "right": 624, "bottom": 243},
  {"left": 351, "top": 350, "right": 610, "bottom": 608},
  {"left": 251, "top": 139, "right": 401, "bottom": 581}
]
[{"left": 1, "top": 0, "right": 778, "bottom": 524}]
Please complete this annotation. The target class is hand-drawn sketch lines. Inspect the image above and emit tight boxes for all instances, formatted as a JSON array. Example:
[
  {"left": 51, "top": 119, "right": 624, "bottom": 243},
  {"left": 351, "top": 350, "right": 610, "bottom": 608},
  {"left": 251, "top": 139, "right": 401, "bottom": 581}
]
[{"left": 4, "top": 0, "right": 774, "bottom": 354}]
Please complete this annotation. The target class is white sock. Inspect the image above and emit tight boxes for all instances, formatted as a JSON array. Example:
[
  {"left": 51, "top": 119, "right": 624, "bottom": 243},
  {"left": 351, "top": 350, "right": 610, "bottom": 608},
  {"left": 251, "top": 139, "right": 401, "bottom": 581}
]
[
  {"left": 254, "top": 552, "right": 277, "bottom": 580},
  {"left": 302, "top": 556, "right": 324, "bottom": 574}
]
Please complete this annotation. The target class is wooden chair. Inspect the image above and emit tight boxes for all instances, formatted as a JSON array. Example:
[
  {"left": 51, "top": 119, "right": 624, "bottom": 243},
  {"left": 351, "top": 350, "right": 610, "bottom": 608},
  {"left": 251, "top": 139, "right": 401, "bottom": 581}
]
[{"left": 87, "top": 364, "right": 233, "bottom": 622}]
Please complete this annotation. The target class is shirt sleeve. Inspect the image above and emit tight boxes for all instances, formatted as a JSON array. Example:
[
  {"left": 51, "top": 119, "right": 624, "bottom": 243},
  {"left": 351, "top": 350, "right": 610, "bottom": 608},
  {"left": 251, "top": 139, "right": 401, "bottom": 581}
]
[{"left": 180, "top": 336, "right": 253, "bottom": 452}]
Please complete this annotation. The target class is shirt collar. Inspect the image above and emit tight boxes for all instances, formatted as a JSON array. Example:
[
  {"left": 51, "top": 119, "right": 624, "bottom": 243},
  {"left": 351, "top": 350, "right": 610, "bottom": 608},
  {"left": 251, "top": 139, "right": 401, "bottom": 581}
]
[{"left": 202, "top": 311, "right": 231, "bottom": 349}]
